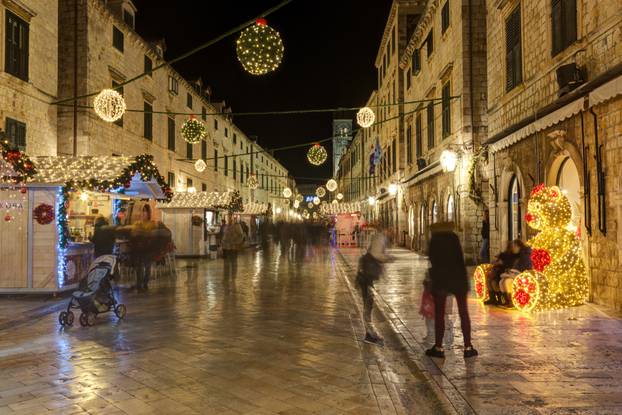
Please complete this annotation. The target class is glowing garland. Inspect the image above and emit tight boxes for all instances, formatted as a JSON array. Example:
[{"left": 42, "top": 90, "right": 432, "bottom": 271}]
[
  {"left": 236, "top": 19, "right": 284, "bottom": 76},
  {"left": 93, "top": 89, "right": 126, "bottom": 122},
  {"left": 181, "top": 118, "right": 207, "bottom": 144},
  {"left": 307, "top": 144, "right": 327, "bottom": 166},
  {"left": 1, "top": 139, "right": 37, "bottom": 182}
]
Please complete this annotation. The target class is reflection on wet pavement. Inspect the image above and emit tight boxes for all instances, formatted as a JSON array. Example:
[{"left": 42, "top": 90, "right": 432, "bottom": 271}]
[
  {"left": 339, "top": 248, "right": 622, "bottom": 415},
  {"left": 0, "top": 244, "right": 449, "bottom": 414}
]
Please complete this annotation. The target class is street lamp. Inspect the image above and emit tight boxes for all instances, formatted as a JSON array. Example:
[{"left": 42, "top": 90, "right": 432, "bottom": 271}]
[
  {"left": 368, "top": 196, "right": 376, "bottom": 206},
  {"left": 440, "top": 150, "right": 458, "bottom": 173},
  {"left": 388, "top": 183, "right": 398, "bottom": 196}
]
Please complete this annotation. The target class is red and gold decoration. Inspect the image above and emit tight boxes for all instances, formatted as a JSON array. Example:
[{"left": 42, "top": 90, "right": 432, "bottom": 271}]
[
  {"left": 307, "top": 143, "right": 327, "bottom": 166},
  {"left": 33, "top": 203, "right": 54, "bottom": 225},
  {"left": 236, "top": 18, "right": 284, "bottom": 76},
  {"left": 1, "top": 138, "right": 37, "bottom": 183},
  {"left": 473, "top": 264, "right": 493, "bottom": 302}
]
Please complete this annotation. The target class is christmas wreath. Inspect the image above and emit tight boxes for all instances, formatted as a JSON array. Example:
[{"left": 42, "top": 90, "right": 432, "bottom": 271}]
[
  {"left": 33, "top": 203, "right": 54, "bottom": 225},
  {"left": 191, "top": 215, "right": 204, "bottom": 226}
]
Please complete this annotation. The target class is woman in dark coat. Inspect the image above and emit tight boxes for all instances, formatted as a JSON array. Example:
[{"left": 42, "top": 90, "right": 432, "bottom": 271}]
[{"left": 426, "top": 226, "right": 478, "bottom": 358}]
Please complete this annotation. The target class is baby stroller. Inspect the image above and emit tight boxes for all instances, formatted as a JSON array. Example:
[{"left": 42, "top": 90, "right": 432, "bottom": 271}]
[{"left": 58, "top": 255, "right": 127, "bottom": 327}]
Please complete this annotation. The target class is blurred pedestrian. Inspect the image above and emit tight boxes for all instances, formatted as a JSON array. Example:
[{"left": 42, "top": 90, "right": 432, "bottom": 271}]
[
  {"left": 221, "top": 214, "right": 245, "bottom": 278},
  {"left": 356, "top": 226, "right": 392, "bottom": 346},
  {"left": 131, "top": 204, "right": 156, "bottom": 291},
  {"left": 90, "top": 216, "right": 117, "bottom": 258},
  {"left": 479, "top": 209, "right": 490, "bottom": 263},
  {"left": 425, "top": 223, "right": 478, "bottom": 359}
]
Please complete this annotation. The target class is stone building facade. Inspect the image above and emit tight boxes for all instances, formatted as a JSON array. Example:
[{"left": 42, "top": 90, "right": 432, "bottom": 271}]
[
  {"left": 398, "top": 0, "right": 488, "bottom": 262},
  {"left": 483, "top": 0, "right": 622, "bottom": 310},
  {"left": 373, "top": 0, "right": 426, "bottom": 242},
  {"left": 0, "top": 0, "right": 58, "bottom": 156},
  {"left": 56, "top": 0, "right": 290, "bottom": 208}
]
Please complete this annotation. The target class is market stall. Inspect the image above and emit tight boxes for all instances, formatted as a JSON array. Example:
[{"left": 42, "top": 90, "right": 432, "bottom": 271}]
[
  {"left": 320, "top": 202, "right": 367, "bottom": 247},
  {"left": 156, "top": 190, "right": 243, "bottom": 257},
  {"left": 238, "top": 201, "right": 269, "bottom": 245},
  {"left": 0, "top": 147, "right": 172, "bottom": 293}
]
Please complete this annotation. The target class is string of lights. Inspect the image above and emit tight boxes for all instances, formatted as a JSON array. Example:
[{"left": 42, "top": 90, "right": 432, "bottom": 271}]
[{"left": 52, "top": 0, "right": 295, "bottom": 105}]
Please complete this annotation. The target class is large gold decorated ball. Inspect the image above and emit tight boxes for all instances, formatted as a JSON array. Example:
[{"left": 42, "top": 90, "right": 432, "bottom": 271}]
[{"left": 236, "top": 19, "right": 284, "bottom": 76}]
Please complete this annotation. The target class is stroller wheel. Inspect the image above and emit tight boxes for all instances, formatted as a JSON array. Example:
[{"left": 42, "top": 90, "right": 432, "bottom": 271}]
[
  {"left": 65, "top": 311, "right": 75, "bottom": 326},
  {"left": 114, "top": 304, "right": 127, "bottom": 319},
  {"left": 58, "top": 311, "right": 67, "bottom": 326},
  {"left": 79, "top": 313, "right": 88, "bottom": 327},
  {"left": 86, "top": 312, "right": 96, "bottom": 326}
]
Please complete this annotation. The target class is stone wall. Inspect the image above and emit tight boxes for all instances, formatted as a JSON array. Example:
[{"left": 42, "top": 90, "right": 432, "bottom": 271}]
[{"left": 0, "top": 0, "right": 58, "bottom": 156}]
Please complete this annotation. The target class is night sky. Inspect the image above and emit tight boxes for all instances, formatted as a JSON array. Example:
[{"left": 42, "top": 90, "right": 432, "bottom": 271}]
[{"left": 132, "top": 0, "right": 391, "bottom": 184}]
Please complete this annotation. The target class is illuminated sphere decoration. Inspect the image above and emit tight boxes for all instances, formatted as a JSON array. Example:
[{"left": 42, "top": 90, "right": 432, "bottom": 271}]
[
  {"left": 316, "top": 186, "right": 326, "bottom": 198},
  {"left": 331, "top": 199, "right": 338, "bottom": 205},
  {"left": 93, "top": 89, "right": 126, "bottom": 122},
  {"left": 326, "top": 179, "right": 338, "bottom": 192},
  {"left": 181, "top": 118, "right": 207, "bottom": 144},
  {"left": 236, "top": 18, "right": 284, "bottom": 76},
  {"left": 295, "top": 194, "right": 304, "bottom": 203},
  {"left": 307, "top": 202, "right": 314, "bottom": 209},
  {"left": 336, "top": 192, "right": 344, "bottom": 200},
  {"left": 293, "top": 200, "right": 300, "bottom": 209},
  {"left": 356, "top": 106, "right": 376, "bottom": 128},
  {"left": 307, "top": 144, "right": 328, "bottom": 166},
  {"left": 194, "top": 159, "right": 207, "bottom": 173},
  {"left": 313, "top": 196, "right": 320, "bottom": 205},
  {"left": 282, "top": 187, "right": 292, "bottom": 198},
  {"left": 247, "top": 174, "right": 258, "bottom": 190}
]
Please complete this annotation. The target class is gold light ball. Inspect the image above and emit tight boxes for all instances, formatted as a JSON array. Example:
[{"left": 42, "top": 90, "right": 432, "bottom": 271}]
[
  {"left": 307, "top": 144, "right": 328, "bottom": 166},
  {"left": 316, "top": 186, "right": 326, "bottom": 198},
  {"left": 356, "top": 106, "right": 376, "bottom": 128},
  {"left": 336, "top": 192, "right": 344, "bottom": 200},
  {"left": 332, "top": 199, "right": 338, "bottom": 205},
  {"left": 295, "top": 194, "right": 303, "bottom": 202},
  {"left": 236, "top": 19, "right": 284, "bottom": 76},
  {"left": 283, "top": 187, "right": 292, "bottom": 198},
  {"left": 247, "top": 174, "right": 258, "bottom": 190},
  {"left": 313, "top": 196, "right": 320, "bottom": 205},
  {"left": 293, "top": 200, "right": 300, "bottom": 209},
  {"left": 194, "top": 159, "right": 207, "bottom": 173},
  {"left": 307, "top": 202, "right": 314, "bottom": 209},
  {"left": 94, "top": 89, "right": 126, "bottom": 122},
  {"left": 326, "top": 179, "right": 338, "bottom": 192},
  {"left": 182, "top": 118, "right": 207, "bottom": 144}
]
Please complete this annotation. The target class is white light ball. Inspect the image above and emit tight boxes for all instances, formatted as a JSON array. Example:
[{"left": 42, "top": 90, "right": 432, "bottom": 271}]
[
  {"left": 313, "top": 196, "right": 320, "bottom": 205},
  {"left": 307, "top": 202, "right": 314, "bottom": 209},
  {"left": 356, "top": 107, "right": 375, "bottom": 128},
  {"left": 94, "top": 89, "right": 126, "bottom": 122},
  {"left": 368, "top": 196, "right": 376, "bottom": 205},
  {"left": 293, "top": 200, "right": 300, "bottom": 209},
  {"left": 194, "top": 159, "right": 207, "bottom": 173},
  {"left": 326, "top": 179, "right": 338, "bottom": 192},
  {"left": 316, "top": 186, "right": 326, "bottom": 198},
  {"left": 336, "top": 192, "right": 344, "bottom": 200},
  {"left": 283, "top": 187, "right": 292, "bottom": 198},
  {"left": 332, "top": 199, "right": 338, "bottom": 205},
  {"left": 295, "top": 194, "right": 304, "bottom": 202}
]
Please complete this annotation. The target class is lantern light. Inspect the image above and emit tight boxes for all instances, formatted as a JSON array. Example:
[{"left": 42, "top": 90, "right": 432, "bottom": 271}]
[
  {"left": 440, "top": 149, "right": 458, "bottom": 173},
  {"left": 236, "top": 19, "right": 284, "bottom": 76},
  {"left": 313, "top": 196, "right": 320, "bottom": 205},
  {"left": 187, "top": 186, "right": 197, "bottom": 194},
  {"left": 307, "top": 144, "right": 328, "bottom": 166},
  {"left": 388, "top": 183, "right": 398, "bottom": 196},
  {"left": 368, "top": 196, "right": 376, "bottom": 206}
]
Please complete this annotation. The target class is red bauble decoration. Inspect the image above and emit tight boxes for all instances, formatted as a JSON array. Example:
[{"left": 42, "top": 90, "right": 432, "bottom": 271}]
[
  {"left": 531, "top": 248, "right": 551, "bottom": 272},
  {"left": 514, "top": 289, "right": 530, "bottom": 307},
  {"left": 19, "top": 186, "right": 27, "bottom": 194},
  {"left": 256, "top": 18, "right": 267, "bottom": 26},
  {"left": 33, "top": 203, "right": 55, "bottom": 225},
  {"left": 123, "top": 181, "right": 131, "bottom": 188},
  {"left": 525, "top": 212, "right": 535, "bottom": 223},
  {"left": 530, "top": 183, "right": 546, "bottom": 197},
  {"left": 4, "top": 214, "right": 12, "bottom": 222},
  {"left": 5, "top": 150, "right": 20, "bottom": 162}
]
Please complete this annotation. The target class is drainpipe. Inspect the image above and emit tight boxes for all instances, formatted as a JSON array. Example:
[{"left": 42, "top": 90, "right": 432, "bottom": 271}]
[
  {"left": 72, "top": 0, "right": 78, "bottom": 156},
  {"left": 590, "top": 108, "right": 606, "bottom": 235},
  {"left": 580, "top": 111, "right": 592, "bottom": 236}
]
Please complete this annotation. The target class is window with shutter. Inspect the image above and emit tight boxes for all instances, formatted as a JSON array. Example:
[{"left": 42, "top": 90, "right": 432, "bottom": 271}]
[
  {"left": 167, "top": 172, "right": 175, "bottom": 187},
  {"left": 505, "top": 6, "right": 522, "bottom": 91},
  {"left": 406, "top": 69, "right": 411, "bottom": 89},
  {"left": 187, "top": 142, "right": 192, "bottom": 160},
  {"left": 167, "top": 117, "right": 175, "bottom": 151},
  {"left": 5, "top": 11, "right": 29, "bottom": 81},
  {"left": 112, "top": 26, "right": 124, "bottom": 52},
  {"left": 202, "top": 183, "right": 207, "bottom": 192},
  {"left": 441, "top": 1, "right": 450, "bottom": 33},
  {"left": 551, "top": 0, "right": 577, "bottom": 55},
  {"left": 144, "top": 101, "right": 152, "bottom": 140},
  {"left": 186, "top": 178, "right": 193, "bottom": 190},
  {"left": 5, "top": 118, "right": 26, "bottom": 151},
  {"left": 412, "top": 49, "right": 421, "bottom": 73},
  {"left": 442, "top": 82, "right": 451, "bottom": 138},
  {"left": 426, "top": 31, "right": 434, "bottom": 57},
  {"left": 144, "top": 55, "right": 152, "bottom": 77},
  {"left": 415, "top": 113, "right": 422, "bottom": 158},
  {"left": 201, "top": 107, "right": 206, "bottom": 121},
  {"left": 392, "top": 139, "right": 397, "bottom": 173},
  {"left": 406, "top": 126, "right": 412, "bottom": 164},
  {"left": 427, "top": 102, "right": 435, "bottom": 149},
  {"left": 224, "top": 155, "right": 228, "bottom": 176},
  {"left": 186, "top": 93, "right": 193, "bottom": 109},
  {"left": 214, "top": 119, "right": 218, "bottom": 130},
  {"left": 233, "top": 160, "right": 237, "bottom": 180},
  {"left": 168, "top": 76, "right": 178, "bottom": 95},
  {"left": 201, "top": 140, "right": 207, "bottom": 160},
  {"left": 214, "top": 150, "right": 218, "bottom": 171}
]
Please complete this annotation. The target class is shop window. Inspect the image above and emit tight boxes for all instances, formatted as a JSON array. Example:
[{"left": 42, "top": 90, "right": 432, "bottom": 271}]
[
  {"left": 508, "top": 175, "right": 522, "bottom": 240},
  {"left": 556, "top": 157, "right": 581, "bottom": 230},
  {"left": 431, "top": 200, "right": 439, "bottom": 224},
  {"left": 5, "top": 11, "right": 29, "bottom": 81}
]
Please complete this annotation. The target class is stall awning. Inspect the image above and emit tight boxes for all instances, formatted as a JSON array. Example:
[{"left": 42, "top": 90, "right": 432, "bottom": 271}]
[
  {"left": 157, "top": 191, "right": 236, "bottom": 210},
  {"left": 489, "top": 97, "right": 585, "bottom": 154},
  {"left": 241, "top": 202, "right": 268, "bottom": 215},
  {"left": 320, "top": 202, "right": 361, "bottom": 216},
  {"left": 27, "top": 154, "right": 171, "bottom": 200},
  {"left": 589, "top": 74, "right": 622, "bottom": 107}
]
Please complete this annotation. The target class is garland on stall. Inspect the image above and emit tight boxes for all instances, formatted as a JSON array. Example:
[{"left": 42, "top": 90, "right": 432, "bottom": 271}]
[
  {"left": 467, "top": 147, "right": 486, "bottom": 204},
  {"left": 57, "top": 154, "right": 173, "bottom": 249},
  {"left": 1, "top": 139, "right": 37, "bottom": 182}
]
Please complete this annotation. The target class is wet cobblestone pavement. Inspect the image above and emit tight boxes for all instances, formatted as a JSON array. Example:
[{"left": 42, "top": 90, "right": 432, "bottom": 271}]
[
  {"left": 338, "top": 247, "right": 622, "bottom": 415},
  {"left": 0, "top": 245, "right": 450, "bottom": 415}
]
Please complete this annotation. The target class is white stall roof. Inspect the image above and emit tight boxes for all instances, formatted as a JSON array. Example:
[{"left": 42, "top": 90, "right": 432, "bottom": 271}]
[
  {"left": 157, "top": 191, "right": 234, "bottom": 210},
  {"left": 241, "top": 202, "right": 268, "bottom": 215},
  {"left": 320, "top": 202, "right": 361, "bottom": 215}
]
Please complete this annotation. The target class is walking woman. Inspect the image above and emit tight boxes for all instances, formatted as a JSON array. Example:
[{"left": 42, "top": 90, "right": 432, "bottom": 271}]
[{"left": 425, "top": 223, "right": 478, "bottom": 359}]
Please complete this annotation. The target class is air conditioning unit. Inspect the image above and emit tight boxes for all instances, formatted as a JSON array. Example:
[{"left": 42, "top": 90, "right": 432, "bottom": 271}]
[
  {"left": 416, "top": 158, "right": 427, "bottom": 170},
  {"left": 556, "top": 63, "right": 585, "bottom": 97}
]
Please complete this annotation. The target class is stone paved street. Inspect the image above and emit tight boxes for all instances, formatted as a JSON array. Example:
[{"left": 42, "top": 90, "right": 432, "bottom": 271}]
[
  {"left": 338, "top": 248, "right": 622, "bottom": 415},
  {"left": 0, "top": 245, "right": 450, "bottom": 415}
]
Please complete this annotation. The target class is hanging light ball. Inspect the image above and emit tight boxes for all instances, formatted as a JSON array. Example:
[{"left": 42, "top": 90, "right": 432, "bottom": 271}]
[
  {"left": 247, "top": 174, "right": 258, "bottom": 190},
  {"left": 307, "top": 202, "right": 314, "bottom": 209},
  {"left": 295, "top": 194, "right": 304, "bottom": 202},
  {"left": 356, "top": 107, "right": 376, "bottom": 128},
  {"left": 93, "top": 89, "right": 126, "bottom": 122},
  {"left": 368, "top": 196, "right": 376, "bottom": 206},
  {"left": 336, "top": 192, "right": 344, "bottom": 200},
  {"left": 283, "top": 187, "right": 292, "bottom": 198},
  {"left": 313, "top": 196, "right": 320, "bottom": 205},
  {"left": 307, "top": 143, "right": 328, "bottom": 166},
  {"left": 194, "top": 159, "right": 207, "bottom": 173},
  {"left": 181, "top": 118, "right": 207, "bottom": 144},
  {"left": 236, "top": 18, "right": 284, "bottom": 76},
  {"left": 332, "top": 199, "right": 338, "bottom": 205},
  {"left": 316, "top": 186, "right": 326, "bottom": 198},
  {"left": 293, "top": 200, "right": 300, "bottom": 209},
  {"left": 326, "top": 179, "right": 338, "bottom": 192}
]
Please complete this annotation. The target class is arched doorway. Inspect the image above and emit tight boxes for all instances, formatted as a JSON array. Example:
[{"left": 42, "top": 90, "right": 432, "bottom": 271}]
[
  {"left": 556, "top": 157, "right": 581, "bottom": 231},
  {"left": 431, "top": 200, "right": 438, "bottom": 224},
  {"left": 447, "top": 194, "right": 454, "bottom": 222},
  {"left": 508, "top": 175, "right": 522, "bottom": 240}
]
